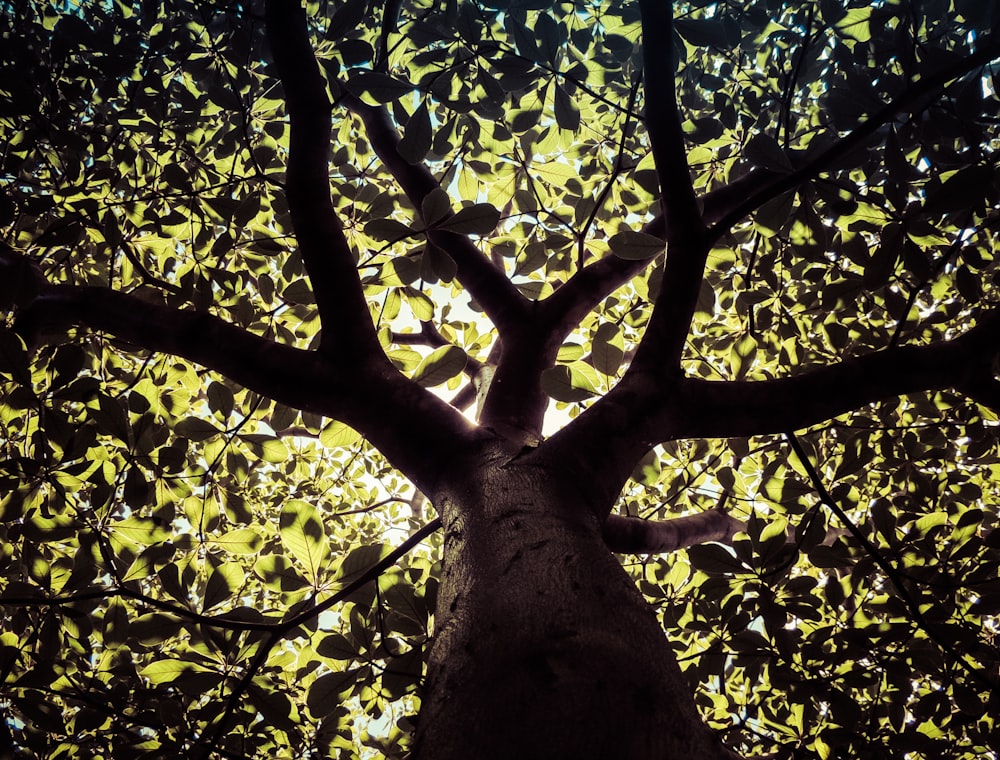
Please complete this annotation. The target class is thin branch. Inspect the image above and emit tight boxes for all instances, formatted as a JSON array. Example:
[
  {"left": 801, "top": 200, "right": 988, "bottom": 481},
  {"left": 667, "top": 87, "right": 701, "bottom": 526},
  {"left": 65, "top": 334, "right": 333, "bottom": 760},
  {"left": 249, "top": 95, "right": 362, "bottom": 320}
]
[
  {"left": 786, "top": 433, "right": 999, "bottom": 692},
  {"left": 0, "top": 586, "right": 281, "bottom": 633},
  {"left": 778, "top": 5, "right": 817, "bottom": 150},
  {"left": 340, "top": 93, "right": 528, "bottom": 334},
  {"left": 709, "top": 39, "right": 1000, "bottom": 239},
  {"left": 264, "top": 1, "right": 383, "bottom": 357},
  {"left": 577, "top": 74, "right": 643, "bottom": 271},
  {"left": 196, "top": 516, "right": 442, "bottom": 759},
  {"left": 540, "top": 216, "right": 664, "bottom": 343},
  {"left": 603, "top": 508, "right": 745, "bottom": 554}
]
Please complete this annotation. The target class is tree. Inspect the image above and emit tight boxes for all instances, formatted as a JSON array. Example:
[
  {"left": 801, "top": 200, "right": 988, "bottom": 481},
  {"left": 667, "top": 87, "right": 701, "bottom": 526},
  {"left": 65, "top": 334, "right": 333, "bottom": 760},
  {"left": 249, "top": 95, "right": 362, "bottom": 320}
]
[{"left": 1, "top": 0, "right": 999, "bottom": 756}]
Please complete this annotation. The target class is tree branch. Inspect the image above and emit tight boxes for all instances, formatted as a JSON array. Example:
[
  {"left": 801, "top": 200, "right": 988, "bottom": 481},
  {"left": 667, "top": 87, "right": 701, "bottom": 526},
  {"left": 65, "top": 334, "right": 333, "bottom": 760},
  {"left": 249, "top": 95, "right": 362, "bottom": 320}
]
[
  {"left": 603, "top": 509, "right": 745, "bottom": 554},
  {"left": 540, "top": 162, "right": 782, "bottom": 342},
  {"left": 264, "top": 1, "right": 383, "bottom": 357},
  {"left": 540, "top": 216, "right": 664, "bottom": 343},
  {"left": 620, "top": 0, "right": 710, "bottom": 373},
  {"left": 4, "top": 249, "right": 479, "bottom": 495},
  {"left": 637, "top": 0, "right": 704, "bottom": 247},
  {"left": 708, "top": 39, "right": 1000, "bottom": 239},
  {"left": 544, "top": 305, "right": 1000, "bottom": 517},
  {"left": 786, "top": 433, "right": 999, "bottom": 691},
  {"left": 528, "top": 33, "right": 1000, "bottom": 347},
  {"left": 670, "top": 312, "right": 1000, "bottom": 439},
  {"left": 340, "top": 93, "right": 529, "bottom": 334}
]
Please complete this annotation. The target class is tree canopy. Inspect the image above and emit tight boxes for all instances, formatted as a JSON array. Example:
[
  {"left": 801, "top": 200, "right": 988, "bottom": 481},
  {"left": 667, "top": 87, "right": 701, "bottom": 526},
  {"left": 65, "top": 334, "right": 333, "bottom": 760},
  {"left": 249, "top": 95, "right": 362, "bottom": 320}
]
[{"left": 1, "top": 0, "right": 1000, "bottom": 758}]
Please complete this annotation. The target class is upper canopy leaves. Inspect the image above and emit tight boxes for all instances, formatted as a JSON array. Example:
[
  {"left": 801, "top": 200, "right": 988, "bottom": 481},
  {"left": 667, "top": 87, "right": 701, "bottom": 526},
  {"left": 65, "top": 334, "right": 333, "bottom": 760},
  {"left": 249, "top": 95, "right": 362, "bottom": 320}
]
[{"left": 1, "top": 0, "right": 1000, "bottom": 757}]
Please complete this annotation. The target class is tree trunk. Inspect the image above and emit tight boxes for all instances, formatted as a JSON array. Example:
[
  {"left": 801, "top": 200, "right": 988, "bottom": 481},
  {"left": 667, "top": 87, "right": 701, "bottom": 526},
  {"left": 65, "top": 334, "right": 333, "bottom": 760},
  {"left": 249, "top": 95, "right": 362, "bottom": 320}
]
[{"left": 414, "top": 443, "right": 732, "bottom": 760}]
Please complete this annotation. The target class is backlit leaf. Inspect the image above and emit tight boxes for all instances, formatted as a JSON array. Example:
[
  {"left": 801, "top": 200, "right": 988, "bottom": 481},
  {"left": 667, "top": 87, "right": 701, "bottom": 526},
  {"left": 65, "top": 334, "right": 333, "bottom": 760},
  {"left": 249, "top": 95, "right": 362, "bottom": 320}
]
[
  {"left": 411, "top": 345, "right": 467, "bottom": 387},
  {"left": 280, "top": 499, "right": 332, "bottom": 582},
  {"left": 609, "top": 231, "right": 665, "bottom": 260}
]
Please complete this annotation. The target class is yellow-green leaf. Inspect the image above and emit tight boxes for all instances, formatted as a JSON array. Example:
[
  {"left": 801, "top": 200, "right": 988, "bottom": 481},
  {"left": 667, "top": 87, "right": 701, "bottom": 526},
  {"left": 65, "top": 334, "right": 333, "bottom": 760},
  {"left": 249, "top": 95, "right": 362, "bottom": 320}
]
[
  {"left": 320, "top": 421, "right": 361, "bottom": 448},
  {"left": 212, "top": 528, "right": 265, "bottom": 555},
  {"left": 279, "top": 499, "right": 331, "bottom": 582},
  {"left": 412, "top": 345, "right": 467, "bottom": 387}
]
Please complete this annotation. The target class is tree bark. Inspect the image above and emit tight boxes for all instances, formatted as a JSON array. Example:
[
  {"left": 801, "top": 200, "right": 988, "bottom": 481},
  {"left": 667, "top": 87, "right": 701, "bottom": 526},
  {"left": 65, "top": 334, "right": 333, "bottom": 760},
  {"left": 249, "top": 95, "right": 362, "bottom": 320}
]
[{"left": 414, "top": 440, "right": 733, "bottom": 760}]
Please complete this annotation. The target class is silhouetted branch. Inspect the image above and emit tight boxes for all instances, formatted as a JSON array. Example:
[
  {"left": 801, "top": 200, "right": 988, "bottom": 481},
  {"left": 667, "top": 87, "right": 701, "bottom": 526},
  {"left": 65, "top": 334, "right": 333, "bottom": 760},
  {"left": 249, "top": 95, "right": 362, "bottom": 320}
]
[
  {"left": 603, "top": 509, "right": 745, "bottom": 554},
  {"left": 708, "top": 39, "right": 1000, "bottom": 239},
  {"left": 786, "top": 433, "right": 999, "bottom": 691},
  {"left": 264, "top": 1, "right": 384, "bottom": 357},
  {"left": 546, "top": 305, "right": 1000, "bottom": 516},
  {"left": 672, "top": 309, "right": 1000, "bottom": 439},
  {"left": 540, "top": 217, "right": 663, "bottom": 343},
  {"left": 341, "top": 93, "right": 529, "bottom": 334},
  {"left": 637, "top": 0, "right": 704, "bottom": 246},
  {"left": 2, "top": 247, "right": 478, "bottom": 495}
]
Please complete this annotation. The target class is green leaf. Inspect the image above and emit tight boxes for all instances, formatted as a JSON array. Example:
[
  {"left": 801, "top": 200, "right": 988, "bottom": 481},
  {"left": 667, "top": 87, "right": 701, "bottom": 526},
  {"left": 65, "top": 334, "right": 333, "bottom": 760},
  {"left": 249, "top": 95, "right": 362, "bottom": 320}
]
[
  {"left": 397, "top": 100, "right": 432, "bottom": 164},
  {"left": 438, "top": 204, "right": 501, "bottom": 235},
  {"left": 351, "top": 72, "right": 412, "bottom": 103},
  {"left": 241, "top": 434, "right": 289, "bottom": 463},
  {"left": 211, "top": 528, "right": 265, "bottom": 555},
  {"left": 174, "top": 417, "right": 221, "bottom": 442},
  {"left": 320, "top": 421, "right": 361, "bottom": 448},
  {"left": 403, "top": 288, "right": 434, "bottom": 320},
  {"left": 334, "top": 543, "right": 387, "bottom": 584},
  {"left": 365, "top": 218, "right": 414, "bottom": 241},
  {"left": 326, "top": 0, "right": 368, "bottom": 40},
  {"left": 744, "top": 133, "right": 793, "bottom": 172},
  {"left": 590, "top": 323, "right": 624, "bottom": 376},
  {"left": 687, "top": 544, "right": 747, "bottom": 574},
  {"left": 411, "top": 345, "right": 467, "bottom": 387},
  {"left": 207, "top": 382, "right": 234, "bottom": 419},
  {"left": 834, "top": 7, "right": 872, "bottom": 42},
  {"left": 609, "top": 231, "right": 665, "bottom": 260},
  {"left": 307, "top": 669, "right": 358, "bottom": 717},
  {"left": 317, "top": 633, "right": 358, "bottom": 660},
  {"left": 140, "top": 660, "right": 209, "bottom": 684},
  {"left": 631, "top": 449, "right": 661, "bottom": 485},
  {"left": 557, "top": 342, "right": 585, "bottom": 362},
  {"left": 253, "top": 554, "right": 310, "bottom": 592},
  {"left": 424, "top": 243, "right": 457, "bottom": 282},
  {"left": 421, "top": 188, "right": 453, "bottom": 226},
  {"left": 553, "top": 84, "right": 580, "bottom": 132},
  {"left": 540, "top": 364, "right": 597, "bottom": 403},
  {"left": 0, "top": 329, "right": 31, "bottom": 386},
  {"left": 729, "top": 334, "right": 758, "bottom": 379},
  {"left": 279, "top": 499, "right": 332, "bottom": 582},
  {"left": 203, "top": 562, "right": 245, "bottom": 611},
  {"left": 863, "top": 222, "right": 901, "bottom": 289}
]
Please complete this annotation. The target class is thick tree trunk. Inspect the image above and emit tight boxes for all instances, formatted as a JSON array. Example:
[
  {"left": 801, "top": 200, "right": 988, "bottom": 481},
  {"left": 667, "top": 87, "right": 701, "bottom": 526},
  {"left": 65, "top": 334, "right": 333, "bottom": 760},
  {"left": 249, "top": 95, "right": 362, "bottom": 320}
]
[{"left": 414, "top": 443, "right": 732, "bottom": 760}]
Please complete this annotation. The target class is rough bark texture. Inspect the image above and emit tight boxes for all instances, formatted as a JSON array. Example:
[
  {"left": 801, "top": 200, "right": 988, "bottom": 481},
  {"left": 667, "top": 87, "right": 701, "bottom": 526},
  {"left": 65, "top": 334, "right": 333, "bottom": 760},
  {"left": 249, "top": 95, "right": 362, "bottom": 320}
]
[{"left": 413, "top": 440, "right": 732, "bottom": 760}]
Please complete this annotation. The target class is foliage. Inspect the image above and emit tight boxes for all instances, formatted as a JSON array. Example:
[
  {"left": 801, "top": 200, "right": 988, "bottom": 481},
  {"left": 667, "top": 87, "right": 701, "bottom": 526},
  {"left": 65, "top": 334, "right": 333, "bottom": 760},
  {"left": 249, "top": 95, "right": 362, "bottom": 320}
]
[{"left": 1, "top": 0, "right": 999, "bottom": 758}]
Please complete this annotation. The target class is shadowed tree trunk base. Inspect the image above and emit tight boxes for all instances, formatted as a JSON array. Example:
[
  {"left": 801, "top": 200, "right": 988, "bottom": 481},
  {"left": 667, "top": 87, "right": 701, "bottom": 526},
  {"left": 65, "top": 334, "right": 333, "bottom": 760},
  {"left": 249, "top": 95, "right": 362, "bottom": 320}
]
[{"left": 413, "top": 450, "right": 734, "bottom": 760}]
